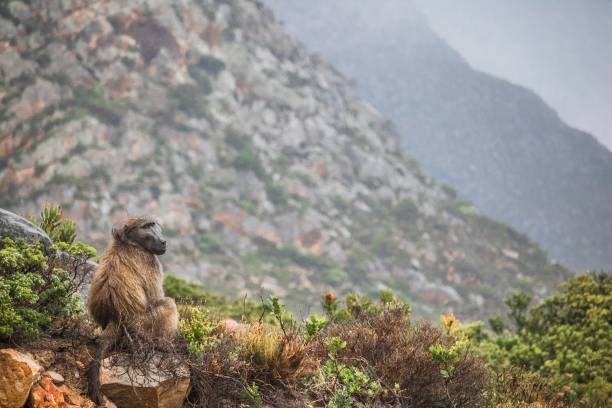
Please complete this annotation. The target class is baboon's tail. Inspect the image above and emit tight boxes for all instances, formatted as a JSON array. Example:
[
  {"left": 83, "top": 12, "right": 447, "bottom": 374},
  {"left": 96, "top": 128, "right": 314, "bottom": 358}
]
[
  {"left": 86, "top": 359, "right": 103, "bottom": 405},
  {"left": 86, "top": 323, "right": 118, "bottom": 404}
]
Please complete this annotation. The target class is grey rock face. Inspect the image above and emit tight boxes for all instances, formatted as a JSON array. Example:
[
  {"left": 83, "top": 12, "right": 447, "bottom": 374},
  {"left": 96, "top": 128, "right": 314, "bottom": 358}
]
[{"left": 0, "top": 208, "right": 52, "bottom": 249}]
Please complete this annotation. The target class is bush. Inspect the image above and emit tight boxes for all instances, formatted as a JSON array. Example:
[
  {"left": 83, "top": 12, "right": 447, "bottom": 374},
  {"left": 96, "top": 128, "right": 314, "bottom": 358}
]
[
  {"left": 0, "top": 238, "right": 90, "bottom": 342},
  {"left": 178, "top": 305, "right": 220, "bottom": 356},
  {"left": 474, "top": 273, "right": 611, "bottom": 407},
  {"left": 168, "top": 83, "right": 208, "bottom": 118}
]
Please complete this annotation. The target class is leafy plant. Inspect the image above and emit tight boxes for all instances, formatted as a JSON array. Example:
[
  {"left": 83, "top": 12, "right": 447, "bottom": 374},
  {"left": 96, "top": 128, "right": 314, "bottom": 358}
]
[
  {"left": 178, "top": 306, "right": 219, "bottom": 356},
  {"left": 0, "top": 238, "right": 87, "bottom": 342},
  {"left": 242, "top": 382, "right": 263, "bottom": 406},
  {"left": 304, "top": 313, "right": 327, "bottom": 342},
  {"left": 324, "top": 336, "right": 381, "bottom": 401},
  {"left": 36, "top": 204, "right": 77, "bottom": 243}
]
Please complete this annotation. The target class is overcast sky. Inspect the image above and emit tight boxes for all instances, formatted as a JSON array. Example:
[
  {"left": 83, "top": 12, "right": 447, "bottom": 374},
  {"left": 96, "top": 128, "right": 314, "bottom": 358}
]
[{"left": 416, "top": 0, "right": 612, "bottom": 151}]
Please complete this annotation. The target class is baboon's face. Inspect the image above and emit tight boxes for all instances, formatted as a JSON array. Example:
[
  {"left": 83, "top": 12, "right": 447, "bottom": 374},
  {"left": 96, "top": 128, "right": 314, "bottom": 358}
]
[{"left": 126, "top": 221, "right": 167, "bottom": 255}]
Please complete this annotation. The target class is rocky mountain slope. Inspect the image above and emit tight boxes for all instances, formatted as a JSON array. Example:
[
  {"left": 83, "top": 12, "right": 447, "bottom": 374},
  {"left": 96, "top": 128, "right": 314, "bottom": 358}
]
[
  {"left": 265, "top": 0, "right": 612, "bottom": 271},
  {"left": 0, "top": 0, "right": 567, "bottom": 319}
]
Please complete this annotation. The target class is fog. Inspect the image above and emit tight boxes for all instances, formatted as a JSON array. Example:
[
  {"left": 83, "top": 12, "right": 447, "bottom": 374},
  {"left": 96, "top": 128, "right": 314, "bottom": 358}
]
[
  {"left": 418, "top": 0, "right": 612, "bottom": 150},
  {"left": 267, "top": 0, "right": 612, "bottom": 150}
]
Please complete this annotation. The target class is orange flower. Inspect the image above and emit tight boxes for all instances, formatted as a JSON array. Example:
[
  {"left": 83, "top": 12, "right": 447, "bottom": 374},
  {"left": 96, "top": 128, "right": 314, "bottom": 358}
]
[
  {"left": 324, "top": 291, "right": 335, "bottom": 303},
  {"left": 441, "top": 313, "right": 460, "bottom": 330}
]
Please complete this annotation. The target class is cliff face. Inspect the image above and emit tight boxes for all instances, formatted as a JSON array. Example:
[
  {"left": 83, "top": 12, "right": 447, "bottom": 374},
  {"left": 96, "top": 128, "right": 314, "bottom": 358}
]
[
  {"left": 265, "top": 0, "right": 612, "bottom": 271},
  {"left": 0, "top": 0, "right": 566, "bottom": 319}
]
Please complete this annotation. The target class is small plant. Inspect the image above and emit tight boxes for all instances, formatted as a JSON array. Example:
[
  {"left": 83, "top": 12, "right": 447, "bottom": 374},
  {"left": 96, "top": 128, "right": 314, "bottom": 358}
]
[
  {"left": 324, "top": 336, "right": 382, "bottom": 401},
  {"left": 322, "top": 291, "right": 338, "bottom": 317},
  {"left": 264, "top": 181, "right": 288, "bottom": 207},
  {"left": 327, "top": 387, "right": 352, "bottom": 408},
  {"left": 304, "top": 313, "right": 327, "bottom": 342},
  {"left": 488, "top": 315, "right": 505, "bottom": 335},
  {"left": 178, "top": 306, "right": 219, "bottom": 356},
  {"left": 168, "top": 83, "right": 208, "bottom": 118},
  {"left": 197, "top": 233, "right": 223, "bottom": 254},
  {"left": 36, "top": 204, "right": 77, "bottom": 243},
  {"left": 429, "top": 339, "right": 468, "bottom": 380},
  {"left": 242, "top": 382, "right": 263, "bottom": 406}
]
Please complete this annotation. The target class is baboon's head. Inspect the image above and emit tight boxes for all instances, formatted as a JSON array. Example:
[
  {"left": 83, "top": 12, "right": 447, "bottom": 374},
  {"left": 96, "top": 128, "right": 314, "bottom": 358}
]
[{"left": 112, "top": 217, "right": 167, "bottom": 255}]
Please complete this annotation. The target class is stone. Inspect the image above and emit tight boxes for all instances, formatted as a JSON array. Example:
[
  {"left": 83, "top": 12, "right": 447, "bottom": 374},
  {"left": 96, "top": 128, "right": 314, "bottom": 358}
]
[
  {"left": 0, "top": 348, "right": 43, "bottom": 408},
  {"left": 27, "top": 376, "right": 68, "bottom": 408},
  {"left": 43, "top": 370, "right": 64, "bottom": 385},
  {"left": 0, "top": 48, "right": 35, "bottom": 82},
  {"left": 220, "top": 319, "right": 248, "bottom": 335},
  {"left": 0, "top": 208, "right": 52, "bottom": 250},
  {"left": 8, "top": 1, "right": 33, "bottom": 20},
  {"left": 100, "top": 354, "right": 190, "bottom": 408}
]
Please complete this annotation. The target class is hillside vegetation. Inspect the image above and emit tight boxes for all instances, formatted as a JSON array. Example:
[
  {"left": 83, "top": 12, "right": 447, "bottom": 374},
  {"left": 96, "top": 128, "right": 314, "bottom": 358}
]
[
  {"left": 0, "top": 0, "right": 568, "bottom": 320},
  {"left": 1, "top": 208, "right": 608, "bottom": 406}
]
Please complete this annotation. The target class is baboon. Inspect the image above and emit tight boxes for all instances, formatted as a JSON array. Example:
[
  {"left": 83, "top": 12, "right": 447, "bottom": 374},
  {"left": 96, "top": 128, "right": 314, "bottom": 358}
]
[{"left": 86, "top": 216, "right": 178, "bottom": 404}]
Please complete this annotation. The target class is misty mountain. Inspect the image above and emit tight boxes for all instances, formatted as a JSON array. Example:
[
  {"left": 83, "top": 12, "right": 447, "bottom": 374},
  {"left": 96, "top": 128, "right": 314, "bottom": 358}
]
[
  {"left": 264, "top": 0, "right": 612, "bottom": 271},
  {"left": 0, "top": 0, "right": 567, "bottom": 319},
  {"left": 419, "top": 0, "right": 612, "bottom": 150}
]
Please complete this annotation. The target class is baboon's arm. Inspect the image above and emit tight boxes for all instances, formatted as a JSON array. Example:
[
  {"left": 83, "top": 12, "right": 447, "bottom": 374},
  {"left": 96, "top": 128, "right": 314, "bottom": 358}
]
[{"left": 144, "top": 297, "right": 179, "bottom": 339}]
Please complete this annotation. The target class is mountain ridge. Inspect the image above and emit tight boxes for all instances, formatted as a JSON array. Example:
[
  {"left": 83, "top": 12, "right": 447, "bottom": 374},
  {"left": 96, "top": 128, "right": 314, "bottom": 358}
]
[{"left": 264, "top": 0, "right": 612, "bottom": 271}]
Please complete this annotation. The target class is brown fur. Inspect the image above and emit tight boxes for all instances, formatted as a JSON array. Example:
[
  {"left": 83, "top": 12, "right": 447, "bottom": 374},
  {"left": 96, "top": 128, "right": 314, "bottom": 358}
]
[{"left": 86, "top": 216, "right": 178, "bottom": 403}]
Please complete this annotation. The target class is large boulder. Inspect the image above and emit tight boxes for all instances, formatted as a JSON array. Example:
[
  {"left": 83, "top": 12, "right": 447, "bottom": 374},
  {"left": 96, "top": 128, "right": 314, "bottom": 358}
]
[
  {"left": 0, "top": 348, "right": 43, "bottom": 408},
  {"left": 100, "top": 354, "right": 190, "bottom": 408},
  {"left": 0, "top": 208, "right": 52, "bottom": 249}
]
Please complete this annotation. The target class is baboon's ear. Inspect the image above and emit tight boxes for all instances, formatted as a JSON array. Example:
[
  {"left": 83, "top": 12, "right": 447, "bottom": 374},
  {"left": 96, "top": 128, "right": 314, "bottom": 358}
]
[{"left": 111, "top": 225, "right": 121, "bottom": 240}]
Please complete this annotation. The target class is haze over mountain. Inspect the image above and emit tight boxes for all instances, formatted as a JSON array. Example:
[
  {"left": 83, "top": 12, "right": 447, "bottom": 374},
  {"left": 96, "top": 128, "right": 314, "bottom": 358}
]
[
  {"left": 264, "top": 0, "right": 612, "bottom": 271},
  {"left": 0, "top": 0, "right": 567, "bottom": 320},
  {"left": 418, "top": 0, "right": 612, "bottom": 151}
]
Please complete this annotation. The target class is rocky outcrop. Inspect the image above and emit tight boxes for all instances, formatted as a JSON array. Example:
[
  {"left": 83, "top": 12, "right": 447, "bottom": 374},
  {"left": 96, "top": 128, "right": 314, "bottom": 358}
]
[
  {"left": 0, "top": 209, "right": 51, "bottom": 250},
  {"left": 0, "top": 0, "right": 568, "bottom": 319},
  {"left": 28, "top": 375, "right": 95, "bottom": 408},
  {"left": 99, "top": 355, "right": 190, "bottom": 408},
  {"left": 0, "top": 349, "right": 43, "bottom": 408}
]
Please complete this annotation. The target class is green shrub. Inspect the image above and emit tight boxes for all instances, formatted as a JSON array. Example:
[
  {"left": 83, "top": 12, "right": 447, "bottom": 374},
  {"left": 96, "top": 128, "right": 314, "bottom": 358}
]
[
  {"left": 73, "top": 86, "right": 123, "bottom": 126},
  {"left": 196, "top": 55, "right": 226, "bottom": 76},
  {"left": 304, "top": 313, "right": 327, "bottom": 342},
  {"left": 178, "top": 305, "right": 219, "bottom": 356},
  {"left": 168, "top": 83, "right": 208, "bottom": 118},
  {"left": 0, "top": 238, "right": 86, "bottom": 342},
  {"left": 264, "top": 181, "right": 288, "bottom": 207},
  {"left": 197, "top": 233, "right": 223, "bottom": 254},
  {"left": 475, "top": 273, "right": 612, "bottom": 407}
]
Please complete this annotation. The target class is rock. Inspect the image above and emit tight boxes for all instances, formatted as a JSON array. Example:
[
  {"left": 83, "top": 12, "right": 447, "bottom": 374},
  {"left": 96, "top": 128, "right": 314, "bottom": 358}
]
[
  {"left": 8, "top": 1, "right": 33, "bottom": 20},
  {"left": 220, "top": 319, "right": 248, "bottom": 335},
  {"left": 100, "top": 354, "right": 190, "bottom": 408},
  {"left": 0, "top": 208, "right": 52, "bottom": 250},
  {"left": 0, "top": 348, "right": 43, "bottom": 408},
  {"left": 27, "top": 376, "right": 67, "bottom": 408},
  {"left": 43, "top": 370, "right": 64, "bottom": 385}
]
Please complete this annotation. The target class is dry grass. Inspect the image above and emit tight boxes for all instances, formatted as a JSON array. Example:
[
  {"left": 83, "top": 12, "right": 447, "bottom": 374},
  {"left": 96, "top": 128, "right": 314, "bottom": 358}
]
[{"left": 312, "top": 308, "right": 489, "bottom": 407}]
